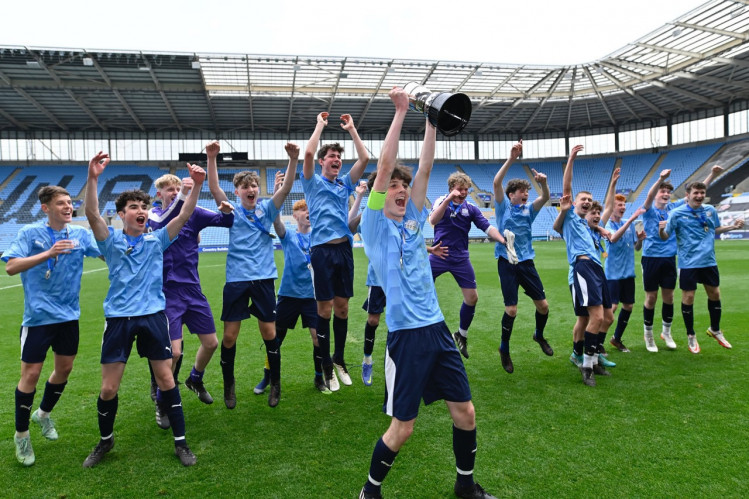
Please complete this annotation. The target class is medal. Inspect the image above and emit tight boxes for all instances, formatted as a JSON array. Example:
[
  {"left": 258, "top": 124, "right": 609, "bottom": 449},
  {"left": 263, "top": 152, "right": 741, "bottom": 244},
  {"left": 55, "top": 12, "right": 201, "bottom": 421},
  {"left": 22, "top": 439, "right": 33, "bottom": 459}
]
[{"left": 45, "top": 269, "right": 51, "bottom": 279}]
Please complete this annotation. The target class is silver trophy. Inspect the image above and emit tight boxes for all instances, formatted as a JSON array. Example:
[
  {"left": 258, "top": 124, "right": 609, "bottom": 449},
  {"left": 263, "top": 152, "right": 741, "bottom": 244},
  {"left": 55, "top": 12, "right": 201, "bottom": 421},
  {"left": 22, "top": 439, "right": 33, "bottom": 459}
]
[{"left": 403, "top": 82, "right": 472, "bottom": 136}]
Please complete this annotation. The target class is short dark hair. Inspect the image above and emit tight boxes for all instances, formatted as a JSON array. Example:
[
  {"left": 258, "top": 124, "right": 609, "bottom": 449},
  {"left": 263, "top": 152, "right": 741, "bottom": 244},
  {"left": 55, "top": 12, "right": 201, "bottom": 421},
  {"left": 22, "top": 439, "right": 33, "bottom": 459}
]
[
  {"left": 317, "top": 143, "right": 344, "bottom": 161},
  {"left": 686, "top": 181, "right": 707, "bottom": 193},
  {"left": 367, "top": 165, "right": 413, "bottom": 192},
  {"left": 658, "top": 181, "right": 674, "bottom": 192},
  {"left": 505, "top": 179, "right": 531, "bottom": 197},
  {"left": 233, "top": 171, "right": 260, "bottom": 189},
  {"left": 589, "top": 201, "right": 603, "bottom": 213},
  {"left": 115, "top": 189, "right": 151, "bottom": 213},
  {"left": 38, "top": 186, "right": 70, "bottom": 205}
]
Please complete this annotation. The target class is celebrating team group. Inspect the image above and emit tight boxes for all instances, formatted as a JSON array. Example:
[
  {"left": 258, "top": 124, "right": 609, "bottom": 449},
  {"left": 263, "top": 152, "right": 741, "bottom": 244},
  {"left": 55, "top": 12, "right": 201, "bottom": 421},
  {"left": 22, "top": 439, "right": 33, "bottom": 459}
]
[{"left": 4, "top": 86, "right": 744, "bottom": 499}]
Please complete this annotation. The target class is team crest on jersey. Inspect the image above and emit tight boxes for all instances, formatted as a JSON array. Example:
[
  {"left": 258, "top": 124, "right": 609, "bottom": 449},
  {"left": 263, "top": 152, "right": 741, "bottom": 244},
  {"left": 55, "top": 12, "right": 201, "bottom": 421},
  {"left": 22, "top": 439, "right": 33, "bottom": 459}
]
[
  {"left": 255, "top": 208, "right": 265, "bottom": 218},
  {"left": 404, "top": 219, "right": 419, "bottom": 232},
  {"left": 144, "top": 233, "right": 157, "bottom": 241},
  {"left": 461, "top": 208, "right": 469, "bottom": 216}
]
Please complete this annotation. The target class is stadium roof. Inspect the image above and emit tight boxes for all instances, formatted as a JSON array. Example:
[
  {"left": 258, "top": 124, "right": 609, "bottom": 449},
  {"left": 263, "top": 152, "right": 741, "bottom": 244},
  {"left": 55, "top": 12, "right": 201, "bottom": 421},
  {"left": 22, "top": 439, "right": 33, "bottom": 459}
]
[{"left": 2, "top": 0, "right": 749, "bottom": 138}]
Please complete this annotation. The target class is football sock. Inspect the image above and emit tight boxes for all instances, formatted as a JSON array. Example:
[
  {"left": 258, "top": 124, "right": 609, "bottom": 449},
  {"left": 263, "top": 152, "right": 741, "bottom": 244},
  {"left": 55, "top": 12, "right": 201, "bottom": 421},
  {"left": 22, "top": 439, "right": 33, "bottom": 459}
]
[
  {"left": 220, "top": 343, "right": 236, "bottom": 384},
  {"left": 681, "top": 303, "right": 695, "bottom": 336},
  {"left": 500, "top": 312, "right": 515, "bottom": 353},
  {"left": 316, "top": 314, "right": 332, "bottom": 367},
  {"left": 614, "top": 308, "right": 631, "bottom": 340},
  {"left": 453, "top": 425, "right": 477, "bottom": 488},
  {"left": 313, "top": 345, "right": 323, "bottom": 374},
  {"left": 39, "top": 380, "right": 66, "bottom": 413},
  {"left": 583, "top": 331, "right": 597, "bottom": 368},
  {"left": 276, "top": 328, "right": 288, "bottom": 347},
  {"left": 597, "top": 332, "right": 607, "bottom": 353},
  {"left": 459, "top": 303, "right": 476, "bottom": 333},
  {"left": 534, "top": 311, "right": 549, "bottom": 339},
  {"left": 364, "top": 322, "right": 377, "bottom": 357},
  {"left": 707, "top": 299, "right": 721, "bottom": 332},
  {"left": 662, "top": 302, "right": 674, "bottom": 325},
  {"left": 161, "top": 386, "right": 186, "bottom": 444},
  {"left": 643, "top": 306, "right": 655, "bottom": 329},
  {"left": 364, "top": 438, "right": 398, "bottom": 495},
  {"left": 189, "top": 366, "right": 204, "bottom": 383},
  {"left": 264, "top": 338, "right": 281, "bottom": 383},
  {"left": 573, "top": 340, "right": 584, "bottom": 357},
  {"left": 97, "top": 394, "right": 118, "bottom": 439},
  {"left": 332, "top": 315, "right": 348, "bottom": 363},
  {"left": 15, "top": 388, "right": 34, "bottom": 433},
  {"left": 173, "top": 353, "right": 183, "bottom": 383}
]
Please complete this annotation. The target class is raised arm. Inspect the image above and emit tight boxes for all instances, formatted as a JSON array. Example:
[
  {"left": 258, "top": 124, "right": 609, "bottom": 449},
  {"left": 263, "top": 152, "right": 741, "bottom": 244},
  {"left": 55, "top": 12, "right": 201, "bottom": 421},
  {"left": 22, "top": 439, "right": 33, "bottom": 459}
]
[
  {"left": 610, "top": 207, "right": 645, "bottom": 243},
  {"left": 563, "top": 145, "right": 583, "bottom": 198},
  {"left": 166, "top": 164, "right": 206, "bottom": 240},
  {"left": 703, "top": 164, "right": 724, "bottom": 188},
  {"left": 428, "top": 190, "right": 457, "bottom": 225},
  {"left": 206, "top": 141, "right": 229, "bottom": 206},
  {"left": 341, "top": 114, "right": 370, "bottom": 184},
  {"left": 272, "top": 213, "right": 286, "bottom": 239},
  {"left": 272, "top": 143, "right": 299, "bottom": 210},
  {"left": 348, "top": 181, "right": 367, "bottom": 233},
  {"left": 644, "top": 169, "right": 670, "bottom": 210},
  {"left": 411, "top": 119, "right": 436, "bottom": 212},
  {"left": 531, "top": 168, "right": 550, "bottom": 212},
  {"left": 715, "top": 218, "right": 745, "bottom": 235},
  {"left": 493, "top": 140, "right": 523, "bottom": 202},
  {"left": 372, "top": 88, "right": 409, "bottom": 192},
  {"left": 553, "top": 194, "right": 572, "bottom": 235},
  {"left": 303, "top": 112, "right": 328, "bottom": 180},
  {"left": 85, "top": 151, "right": 111, "bottom": 241},
  {"left": 601, "top": 167, "right": 620, "bottom": 226}
]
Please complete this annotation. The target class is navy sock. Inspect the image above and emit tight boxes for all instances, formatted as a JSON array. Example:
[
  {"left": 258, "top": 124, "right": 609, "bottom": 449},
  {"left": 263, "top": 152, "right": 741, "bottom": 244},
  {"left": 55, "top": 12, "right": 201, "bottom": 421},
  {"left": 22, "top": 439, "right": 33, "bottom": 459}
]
[
  {"left": 220, "top": 343, "right": 236, "bottom": 384},
  {"left": 364, "top": 322, "right": 377, "bottom": 357},
  {"left": 161, "top": 386, "right": 187, "bottom": 445},
  {"left": 276, "top": 328, "right": 288, "bottom": 347},
  {"left": 39, "top": 380, "right": 66, "bottom": 413},
  {"left": 459, "top": 303, "right": 476, "bottom": 332},
  {"left": 614, "top": 308, "right": 631, "bottom": 340},
  {"left": 583, "top": 332, "right": 597, "bottom": 356},
  {"left": 682, "top": 303, "right": 695, "bottom": 336},
  {"left": 332, "top": 315, "right": 348, "bottom": 363},
  {"left": 453, "top": 425, "right": 477, "bottom": 488},
  {"left": 97, "top": 395, "right": 118, "bottom": 438},
  {"left": 573, "top": 340, "right": 584, "bottom": 356},
  {"left": 264, "top": 338, "right": 281, "bottom": 383},
  {"left": 643, "top": 306, "right": 655, "bottom": 328},
  {"left": 173, "top": 353, "right": 183, "bottom": 383},
  {"left": 708, "top": 299, "right": 721, "bottom": 332},
  {"left": 189, "top": 366, "right": 204, "bottom": 383},
  {"left": 597, "top": 333, "right": 607, "bottom": 353},
  {"left": 500, "top": 313, "right": 515, "bottom": 353},
  {"left": 15, "top": 388, "right": 34, "bottom": 433},
  {"left": 313, "top": 345, "right": 322, "bottom": 375},
  {"left": 316, "top": 314, "right": 332, "bottom": 367},
  {"left": 662, "top": 302, "right": 674, "bottom": 324},
  {"left": 363, "top": 438, "right": 398, "bottom": 495},
  {"left": 534, "top": 311, "right": 548, "bottom": 339}
]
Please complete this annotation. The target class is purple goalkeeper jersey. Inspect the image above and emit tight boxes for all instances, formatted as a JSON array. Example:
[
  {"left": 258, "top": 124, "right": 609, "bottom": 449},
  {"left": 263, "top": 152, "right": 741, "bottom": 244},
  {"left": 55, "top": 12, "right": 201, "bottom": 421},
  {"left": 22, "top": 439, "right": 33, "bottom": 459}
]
[
  {"left": 148, "top": 200, "right": 234, "bottom": 286},
  {"left": 430, "top": 196, "right": 491, "bottom": 260}
]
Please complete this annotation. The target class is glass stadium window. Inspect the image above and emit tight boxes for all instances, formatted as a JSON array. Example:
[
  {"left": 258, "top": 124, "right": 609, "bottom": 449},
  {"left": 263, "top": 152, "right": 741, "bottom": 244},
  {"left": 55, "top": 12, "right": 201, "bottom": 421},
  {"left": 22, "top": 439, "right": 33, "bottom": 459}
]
[
  {"left": 523, "top": 138, "right": 566, "bottom": 159},
  {"left": 673, "top": 116, "right": 723, "bottom": 145},
  {"left": 728, "top": 109, "right": 749, "bottom": 136},
  {"left": 569, "top": 133, "right": 615, "bottom": 155},
  {"left": 620, "top": 127, "right": 666, "bottom": 152}
]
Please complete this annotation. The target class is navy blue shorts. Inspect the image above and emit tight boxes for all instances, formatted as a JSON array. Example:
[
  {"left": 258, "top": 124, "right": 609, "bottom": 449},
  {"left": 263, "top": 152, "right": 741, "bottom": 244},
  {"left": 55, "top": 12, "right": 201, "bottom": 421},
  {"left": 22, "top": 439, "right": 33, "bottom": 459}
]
[
  {"left": 497, "top": 258, "right": 546, "bottom": 306},
  {"left": 164, "top": 284, "right": 217, "bottom": 340},
  {"left": 679, "top": 266, "right": 720, "bottom": 291},
  {"left": 383, "top": 321, "right": 471, "bottom": 421},
  {"left": 571, "top": 258, "right": 611, "bottom": 316},
  {"left": 275, "top": 295, "right": 317, "bottom": 330},
  {"left": 310, "top": 242, "right": 354, "bottom": 301},
  {"left": 362, "top": 286, "right": 387, "bottom": 315},
  {"left": 101, "top": 312, "right": 172, "bottom": 364},
  {"left": 221, "top": 279, "right": 277, "bottom": 323},
  {"left": 19, "top": 320, "right": 79, "bottom": 364},
  {"left": 607, "top": 277, "right": 636, "bottom": 305},
  {"left": 430, "top": 256, "right": 477, "bottom": 289},
  {"left": 641, "top": 256, "right": 677, "bottom": 292}
]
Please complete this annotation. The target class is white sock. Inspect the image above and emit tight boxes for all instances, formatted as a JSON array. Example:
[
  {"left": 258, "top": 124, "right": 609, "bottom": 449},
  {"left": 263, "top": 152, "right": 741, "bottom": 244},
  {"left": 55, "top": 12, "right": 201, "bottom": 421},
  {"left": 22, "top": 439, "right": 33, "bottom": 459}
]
[
  {"left": 662, "top": 322, "right": 672, "bottom": 335},
  {"left": 583, "top": 354, "right": 595, "bottom": 369},
  {"left": 458, "top": 329, "right": 468, "bottom": 337},
  {"left": 38, "top": 409, "right": 50, "bottom": 418},
  {"left": 363, "top": 355, "right": 372, "bottom": 365}
]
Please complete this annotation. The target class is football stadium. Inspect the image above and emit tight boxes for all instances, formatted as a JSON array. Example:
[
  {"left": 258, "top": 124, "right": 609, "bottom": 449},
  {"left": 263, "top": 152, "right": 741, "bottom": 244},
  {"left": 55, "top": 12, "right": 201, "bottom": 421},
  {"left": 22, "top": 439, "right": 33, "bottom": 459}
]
[{"left": 1, "top": 0, "right": 748, "bottom": 496}]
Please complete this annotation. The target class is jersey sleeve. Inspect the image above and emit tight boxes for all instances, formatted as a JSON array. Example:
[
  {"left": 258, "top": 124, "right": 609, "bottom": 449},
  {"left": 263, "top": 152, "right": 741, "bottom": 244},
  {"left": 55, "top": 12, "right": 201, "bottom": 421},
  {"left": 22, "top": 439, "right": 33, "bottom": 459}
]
[{"left": 1, "top": 229, "right": 31, "bottom": 261}]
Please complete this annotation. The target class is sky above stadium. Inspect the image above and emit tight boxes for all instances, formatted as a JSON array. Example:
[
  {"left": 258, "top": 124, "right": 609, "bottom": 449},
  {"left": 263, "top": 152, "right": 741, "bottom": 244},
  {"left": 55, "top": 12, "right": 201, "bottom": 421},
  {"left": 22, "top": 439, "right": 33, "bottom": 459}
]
[{"left": 6, "top": 0, "right": 705, "bottom": 66}]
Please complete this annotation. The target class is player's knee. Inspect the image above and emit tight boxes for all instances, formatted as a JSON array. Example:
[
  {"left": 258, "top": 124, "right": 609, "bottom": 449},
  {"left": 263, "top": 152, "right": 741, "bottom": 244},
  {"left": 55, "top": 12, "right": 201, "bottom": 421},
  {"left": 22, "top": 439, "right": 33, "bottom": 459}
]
[
  {"left": 367, "top": 315, "right": 380, "bottom": 327},
  {"left": 536, "top": 300, "right": 549, "bottom": 315},
  {"left": 202, "top": 335, "right": 219, "bottom": 352},
  {"left": 504, "top": 305, "right": 518, "bottom": 317},
  {"left": 454, "top": 402, "right": 476, "bottom": 429},
  {"left": 100, "top": 384, "right": 119, "bottom": 400}
]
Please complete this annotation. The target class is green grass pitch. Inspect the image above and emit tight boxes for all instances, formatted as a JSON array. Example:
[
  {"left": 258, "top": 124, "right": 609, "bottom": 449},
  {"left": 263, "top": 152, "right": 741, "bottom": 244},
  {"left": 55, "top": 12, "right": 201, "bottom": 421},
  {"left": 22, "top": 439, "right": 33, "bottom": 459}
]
[{"left": 1, "top": 241, "right": 747, "bottom": 497}]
